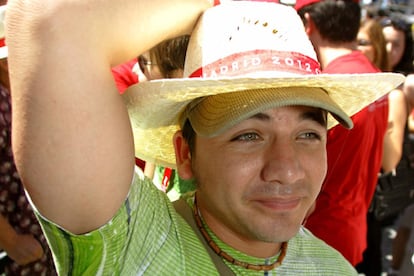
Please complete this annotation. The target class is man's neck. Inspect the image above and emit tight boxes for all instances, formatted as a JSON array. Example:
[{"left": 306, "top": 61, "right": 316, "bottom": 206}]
[
  {"left": 198, "top": 203, "right": 283, "bottom": 258},
  {"left": 316, "top": 42, "right": 357, "bottom": 70},
  {"left": 207, "top": 219, "right": 283, "bottom": 258},
  {"left": 309, "top": 33, "right": 357, "bottom": 70}
]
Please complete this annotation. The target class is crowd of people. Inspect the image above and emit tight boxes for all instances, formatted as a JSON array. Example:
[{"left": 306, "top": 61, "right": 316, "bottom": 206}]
[
  {"left": 1, "top": 0, "right": 414, "bottom": 275},
  {"left": 356, "top": 5, "right": 414, "bottom": 275}
]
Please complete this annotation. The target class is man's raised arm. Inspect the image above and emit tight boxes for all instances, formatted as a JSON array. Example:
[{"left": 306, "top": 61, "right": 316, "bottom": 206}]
[{"left": 6, "top": 0, "right": 211, "bottom": 234}]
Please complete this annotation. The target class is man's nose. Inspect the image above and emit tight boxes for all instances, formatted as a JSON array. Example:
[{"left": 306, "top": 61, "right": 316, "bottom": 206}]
[{"left": 261, "top": 139, "right": 305, "bottom": 185}]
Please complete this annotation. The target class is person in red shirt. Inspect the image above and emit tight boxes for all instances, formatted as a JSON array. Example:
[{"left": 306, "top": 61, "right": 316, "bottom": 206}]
[{"left": 296, "top": 0, "right": 390, "bottom": 267}]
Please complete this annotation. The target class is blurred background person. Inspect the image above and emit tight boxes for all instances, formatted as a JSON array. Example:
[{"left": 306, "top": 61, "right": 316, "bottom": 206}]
[
  {"left": 357, "top": 18, "right": 390, "bottom": 72},
  {"left": 111, "top": 35, "right": 194, "bottom": 199},
  {"left": 381, "top": 14, "right": 413, "bottom": 75},
  {"left": 141, "top": 35, "right": 196, "bottom": 199},
  {"left": 359, "top": 13, "right": 414, "bottom": 275},
  {"left": 380, "top": 13, "right": 414, "bottom": 274},
  {"left": 381, "top": 12, "right": 414, "bottom": 136}
]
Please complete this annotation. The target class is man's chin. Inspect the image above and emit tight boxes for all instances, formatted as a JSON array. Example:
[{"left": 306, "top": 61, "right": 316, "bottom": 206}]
[{"left": 254, "top": 221, "right": 302, "bottom": 243}]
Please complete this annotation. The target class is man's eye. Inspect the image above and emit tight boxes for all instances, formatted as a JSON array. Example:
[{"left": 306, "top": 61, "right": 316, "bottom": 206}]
[
  {"left": 299, "top": 132, "right": 321, "bottom": 140},
  {"left": 232, "top": 132, "right": 260, "bottom": 141}
]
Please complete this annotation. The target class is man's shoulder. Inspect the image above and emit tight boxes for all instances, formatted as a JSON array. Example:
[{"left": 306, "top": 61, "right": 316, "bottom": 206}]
[{"left": 282, "top": 227, "right": 357, "bottom": 274}]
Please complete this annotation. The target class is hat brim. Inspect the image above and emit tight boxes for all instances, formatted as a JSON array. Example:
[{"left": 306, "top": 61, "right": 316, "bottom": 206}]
[
  {"left": 185, "top": 86, "right": 353, "bottom": 138},
  {"left": 123, "top": 73, "right": 404, "bottom": 168}
]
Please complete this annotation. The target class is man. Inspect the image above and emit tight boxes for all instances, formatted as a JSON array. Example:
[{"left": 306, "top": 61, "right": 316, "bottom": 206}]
[
  {"left": 6, "top": 0, "right": 403, "bottom": 274},
  {"left": 295, "top": 0, "right": 404, "bottom": 267}
]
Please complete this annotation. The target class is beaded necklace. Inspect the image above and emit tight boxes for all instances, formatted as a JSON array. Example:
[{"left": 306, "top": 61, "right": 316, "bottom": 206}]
[{"left": 193, "top": 197, "right": 288, "bottom": 271}]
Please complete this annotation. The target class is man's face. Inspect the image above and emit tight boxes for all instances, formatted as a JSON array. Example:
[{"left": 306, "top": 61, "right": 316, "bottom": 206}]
[{"left": 188, "top": 105, "right": 327, "bottom": 253}]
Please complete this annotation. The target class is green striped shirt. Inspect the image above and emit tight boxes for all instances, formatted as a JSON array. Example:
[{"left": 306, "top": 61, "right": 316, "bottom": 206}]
[{"left": 35, "top": 168, "right": 357, "bottom": 275}]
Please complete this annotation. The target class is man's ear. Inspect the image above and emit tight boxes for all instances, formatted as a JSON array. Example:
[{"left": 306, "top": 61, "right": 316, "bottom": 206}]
[
  {"left": 173, "top": 131, "right": 194, "bottom": 180},
  {"left": 303, "top": 12, "right": 315, "bottom": 36}
]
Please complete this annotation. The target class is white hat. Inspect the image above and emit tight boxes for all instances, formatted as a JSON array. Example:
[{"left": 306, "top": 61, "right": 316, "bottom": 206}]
[{"left": 123, "top": 1, "right": 404, "bottom": 168}]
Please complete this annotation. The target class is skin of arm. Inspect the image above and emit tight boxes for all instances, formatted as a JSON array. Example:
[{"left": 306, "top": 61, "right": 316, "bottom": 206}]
[
  {"left": 6, "top": 0, "right": 212, "bottom": 235},
  {"left": 0, "top": 215, "right": 43, "bottom": 265},
  {"left": 382, "top": 88, "right": 408, "bottom": 173}
]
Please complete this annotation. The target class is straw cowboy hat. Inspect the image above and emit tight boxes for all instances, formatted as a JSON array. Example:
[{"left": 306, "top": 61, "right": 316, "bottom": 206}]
[{"left": 123, "top": 1, "right": 404, "bottom": 168}]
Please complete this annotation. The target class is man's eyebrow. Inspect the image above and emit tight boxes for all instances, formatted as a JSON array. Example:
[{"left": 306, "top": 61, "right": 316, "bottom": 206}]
[
  {"left": 250, "top": 112, "right": 271, "bottom": 121},
  {"left": 249, "top": 108, "right": 327, "bottom": 126},
  {"left": 301, "top": 109, "right": 327, "bottom": 126}
]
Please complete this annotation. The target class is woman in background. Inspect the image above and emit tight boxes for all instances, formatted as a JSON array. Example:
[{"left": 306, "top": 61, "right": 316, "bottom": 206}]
[{"left": 357, "top": 18, "right": 390, "bottom": 72}]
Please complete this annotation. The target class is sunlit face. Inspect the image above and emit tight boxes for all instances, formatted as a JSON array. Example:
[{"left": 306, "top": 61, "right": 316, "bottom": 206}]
[
  {"left": 383, "top": 25, "right": 406, "bottom": 69},
  {"left": 357, "top": 29, "right": 375, "bottom": 63},
  {"left": 184, "top": 106, "right": 328, "bottom": 251}
]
